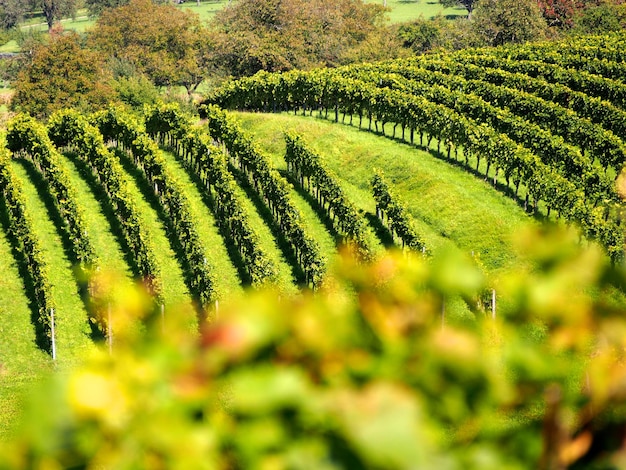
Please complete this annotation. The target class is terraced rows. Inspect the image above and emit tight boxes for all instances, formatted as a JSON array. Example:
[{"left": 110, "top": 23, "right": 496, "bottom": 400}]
[
  {"left": 205, "top": 31, "right": 626, "bottom": 262},
  {"left": 4, "top": 31, "right": 626, "bottom": 436}
]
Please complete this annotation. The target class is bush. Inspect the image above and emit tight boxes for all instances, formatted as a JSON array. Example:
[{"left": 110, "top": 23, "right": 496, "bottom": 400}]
[{"left": 3, "top": 226, "right": 626, "bottom": 468}]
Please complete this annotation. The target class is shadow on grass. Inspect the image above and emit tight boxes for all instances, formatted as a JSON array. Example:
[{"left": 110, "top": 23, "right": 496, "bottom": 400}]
[
  {"left": 12, "top": 159, "right": 99, "bottom": 343},
  {"left": 364, "top": 212, "right": 396, "bottom": 248},
  {"left": 278, "top": 168, "right": 343, "bottom": 245},
  {"left": 158, "top": 146, "right": 254, "bottom": 287},
  {"left": 0, "top": 195, "right": 51, "bottom": 353},
  {"left": 227, "top": 163, "right": 305, "bottom": 285},
  {"left": 111, "top": 148, "right": 207, "bottom": 321}
]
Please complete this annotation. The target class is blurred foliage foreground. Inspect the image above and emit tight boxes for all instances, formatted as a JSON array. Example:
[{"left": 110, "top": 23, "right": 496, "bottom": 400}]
[{"left": 4, "top": 226, "right": 626, "bottom": 469}]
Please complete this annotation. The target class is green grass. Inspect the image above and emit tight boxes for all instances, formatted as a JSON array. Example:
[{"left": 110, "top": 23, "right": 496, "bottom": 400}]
[
  {"left": 178, "top": 0, "right": 467, "bottom": 23},
  {"left": 9, "top": 161, "right": 92, "bottom": 366},
  {"left": 0, "top": 40, "right": 18, "bottom": 53},
  {"left": 370, "top": 0, "right": 467, "bottom": 22},
  {"left": 159, "top": 149, "right": 243, "bottom": 300},
  {"left": 177, "top": 0, "right": 230, "bottom": 22},
  {"left": 0, "top": 207, "right": 51, "bottom": 439},
  {"left": 109, "top": 152, "right": 196, "bottom": 321},
  {"left": 57, "top": 153, "right": 135, "bottom": 291},
  {"left": 233, "top": 112, "right": 536, "bottom": 278},
  {"left": 19, "top": 8, "right": 95, "bottom": 33}
]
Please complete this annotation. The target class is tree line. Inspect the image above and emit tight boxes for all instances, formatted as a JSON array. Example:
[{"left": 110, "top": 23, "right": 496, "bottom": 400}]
[{"left": 2, "top": 0, "right": 624, "bottom": 120}]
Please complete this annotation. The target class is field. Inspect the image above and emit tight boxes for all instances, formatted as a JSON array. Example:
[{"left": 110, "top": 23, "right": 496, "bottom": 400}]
[{"left": 0, "top": 31, "right": 626, "bottom": 468}]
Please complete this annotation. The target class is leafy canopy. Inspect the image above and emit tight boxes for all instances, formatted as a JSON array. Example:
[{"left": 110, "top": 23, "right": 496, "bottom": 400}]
[
  {"left": 210, "top": 0, "right": 390, "bottom": 77},
  {"left": 10, "top": 30, "right": 113, "bottom": 118},
  {"left": 88, "top": 0, "right": 212, "bottom": 94}
]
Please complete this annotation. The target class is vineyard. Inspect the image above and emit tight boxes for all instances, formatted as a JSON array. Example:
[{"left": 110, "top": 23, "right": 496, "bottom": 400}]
[{"left": 2, "top": 31, "right": 626, "bottom": 467}]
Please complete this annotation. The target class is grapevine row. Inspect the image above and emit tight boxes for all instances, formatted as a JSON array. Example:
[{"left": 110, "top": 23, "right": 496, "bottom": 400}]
[
  {"left": 6, "top": 115, "right": 107, "bottom": 333},
  {"left": 402, "top": 56, "right": 626, "bottom": 142},
  {"left": 6, "top": 115, "right": 98, "bottom": 268},
  {"left": 457, "top": 53, "right": 626, "bottom": 111},
  {"left": 206, "top": 70, "right": 624, "bottom": 261},
  {"left": 200, "top": 105, "right": 325, "bottom": 287},
  {"left": 94, "top": 107, "right": 217, "bottom": 312},
  {"left": 143, "top": 103, "right": 277, "bottom": 285},
  {"left": 47, "top": 109, "right": 164, "bottom": 303},
  {"left": 366, "top": 60, "right": 626, "bottom": 173},
  {"left": 370, "top": 170, "right": 426, "bottom": 253},
  {"left": 284, "top": 131, "right": 374, "bottom": 260},
  {"left": 0, "top": 142, "right": 55, "bottom": 353},
  {"left": 344, "top": 69, "right": 619, "bottom": 210}
]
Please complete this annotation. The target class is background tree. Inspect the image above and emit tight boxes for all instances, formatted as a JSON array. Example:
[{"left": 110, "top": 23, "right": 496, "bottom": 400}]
[
  {"left": 538, "top": 0, "right": 578, "bottom": 28},
  {"left": 0, "top": 0, "right": 27, "bottom": 30},
  {"left": 439, "top": 0, "right": 477, "bottom": 19},
  {"left": 572, "top": 0, "right": 626, "bottom": 33},
  {"left": 397, "top": 17, "right": 445, "bottom": 54},
  {"left": 210, "top": 0, "right": 390, "bottom": 77},
  {"left": 11, "top": 29, "right": 114, "bottom": 118},
  {"left": 39, "top": 0, "right": 78, "bottom": 30},
  {"left": 470, "top": 0, "right": 548, "bottom": 46},
  {"left": 88, "top": 0, "right": 213, "bottom": 95}
]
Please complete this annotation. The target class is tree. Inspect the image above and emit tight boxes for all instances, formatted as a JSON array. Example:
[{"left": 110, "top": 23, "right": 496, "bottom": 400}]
[
  {"left": 538, "top": 0, "right": 578, "bottom": 28},
  {"left": 11, "top": 29, "right": 114, "bottom": 118},
  {"left": 38, "top": 0, "right": 78, "bottom": 30},
  {"left": 210, "top": 0, "right": 389, "bottom": 77},
  {"left": 573, "top": 0, "right": 626, "bottom": 33},
  {"left": 471, "top": 0, "right": 548, "bottom": 46},
  {"left": 0, "top": 0, "right": 26, "bottom": 29},
  {"left": 397, "top": 18, "right": 444, "bottom": 54},
  {"left": 88, "top": 0, "right": 213, "bottom": 95}
]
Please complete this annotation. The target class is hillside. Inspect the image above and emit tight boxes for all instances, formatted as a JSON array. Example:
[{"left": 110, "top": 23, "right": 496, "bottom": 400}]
[{"left": 1, "top": 31, "right": 626, "bottom": 468}]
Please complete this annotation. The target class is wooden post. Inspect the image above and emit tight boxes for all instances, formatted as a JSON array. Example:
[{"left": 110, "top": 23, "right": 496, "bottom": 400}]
[
  {"left": 491, "top": 289, "right": 496, "bottom": 320},
  {"left": 50, "top": 308, "right": 56, "bottom": 361}
]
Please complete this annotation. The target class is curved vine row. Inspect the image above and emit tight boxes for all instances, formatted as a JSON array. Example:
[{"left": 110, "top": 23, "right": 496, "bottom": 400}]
[
  {"left": 284, "top": 131, "right": 374, "bottom": 260},
  {"left": 143, "top": 103, "right": 277, "bottom": 286},
  {"left": 205, "top": 69, "right": 624, "bottom": 261},
  {"left": 200, "top": 104, "right": 326, "bottom": 287},
  {"left": 47, "top": 109, "right": 164, "bottom": 304}
]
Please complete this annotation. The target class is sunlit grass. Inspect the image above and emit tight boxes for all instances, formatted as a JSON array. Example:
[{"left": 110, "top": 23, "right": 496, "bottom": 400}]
[
  {"left": 159, "top": 149, "right": 243, "bottom": 300},
  {"left": 9, "top": 160, "right": 92, "bottom": 364},
  {"left": 233, "top": 112, "right": 537, "bottom": 280},
  {"left": 0, "top": 205, "right": 51, "bottom": 439}
]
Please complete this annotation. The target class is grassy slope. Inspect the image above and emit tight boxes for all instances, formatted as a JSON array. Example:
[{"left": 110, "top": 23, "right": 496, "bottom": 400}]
[
  {"left": 159, "top": 149, "right": 243, "bottom": 299},
  {"left": 227, "top": 166, "right": 301, "bottom": 294},
  {"left": 233, "top": 112, "right": 536, "bottom": 279},
  {"left": 0, "top": 217, "right": 51, "bottom": 439},
  {"left": 57, "top": 153, "right": 136, "bottom": 305},
  {"left": 10, "top": 160, "right": 92, "bottom": 365},
  {"left": 111, "top": 153, "right": 195, "bottom": 320}
]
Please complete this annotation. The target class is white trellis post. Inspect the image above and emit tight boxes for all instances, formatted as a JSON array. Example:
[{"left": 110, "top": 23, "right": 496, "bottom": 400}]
[
  {"left": 441, "top": 297, "right": 445, "bottom": 329},
  {"left": 161, "top": 303, "right": 165, "bottom": 333},
  {"left": 491, "top": 289, "right": 496, "bottom": 320},
  {"left": 50, "top": 308, "right": 56, "bottom": 361},
  {"left": 107, "top": 303, "right": 112, "bottom": 355}
]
